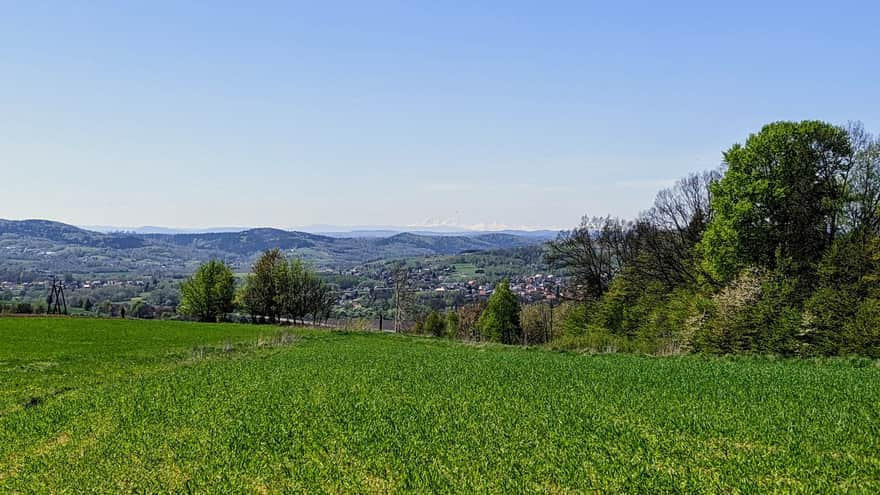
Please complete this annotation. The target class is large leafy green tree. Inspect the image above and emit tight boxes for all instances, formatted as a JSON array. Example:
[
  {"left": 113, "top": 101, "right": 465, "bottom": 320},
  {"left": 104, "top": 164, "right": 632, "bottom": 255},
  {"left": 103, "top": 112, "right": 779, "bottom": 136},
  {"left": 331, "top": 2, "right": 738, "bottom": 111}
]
[
  {"left": 477, "top": 279, "right": 521, "bottom": 344},
  {"left": 241, "top": 249, "right": 289, "bottom": 323},
  {"left": 240, "top": 249, "right": 335, "bottom": 324},
  {"left": 179, "top": 259, "right": 236, "bottom": 322},
  {"left": 699, "top": 121, "right": 852, "bottom": 284}
]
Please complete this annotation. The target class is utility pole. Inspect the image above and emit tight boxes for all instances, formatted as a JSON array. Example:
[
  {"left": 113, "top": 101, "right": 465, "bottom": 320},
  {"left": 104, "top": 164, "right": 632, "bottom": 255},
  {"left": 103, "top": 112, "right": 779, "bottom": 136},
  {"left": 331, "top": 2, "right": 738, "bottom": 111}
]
[{"left": 392, "top": 265, "right": 411, "bottom": 333}]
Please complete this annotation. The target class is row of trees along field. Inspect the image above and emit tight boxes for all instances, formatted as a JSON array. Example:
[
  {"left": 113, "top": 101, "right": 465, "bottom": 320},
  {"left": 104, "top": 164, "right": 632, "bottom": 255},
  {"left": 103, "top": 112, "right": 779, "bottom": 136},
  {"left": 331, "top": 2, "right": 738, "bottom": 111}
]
[
  {"left": 178, "top": 249, "right": 334, "bottom": 323},
  {"left": 409, "top": 120, "right": 880, "bottom": 358},
  {"left": 174, "top": 120, "right": 878, "bottom": 358},
  {"left": 538, "top": 120, "right": 880, "bottom": 357}
]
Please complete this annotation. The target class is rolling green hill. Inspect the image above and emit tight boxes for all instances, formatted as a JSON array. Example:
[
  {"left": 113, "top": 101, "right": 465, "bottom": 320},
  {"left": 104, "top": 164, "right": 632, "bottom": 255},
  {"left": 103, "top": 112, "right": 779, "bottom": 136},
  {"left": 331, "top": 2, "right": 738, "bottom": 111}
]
[{"left": 1, "top": 317, "right": 878, "bottom": 492}]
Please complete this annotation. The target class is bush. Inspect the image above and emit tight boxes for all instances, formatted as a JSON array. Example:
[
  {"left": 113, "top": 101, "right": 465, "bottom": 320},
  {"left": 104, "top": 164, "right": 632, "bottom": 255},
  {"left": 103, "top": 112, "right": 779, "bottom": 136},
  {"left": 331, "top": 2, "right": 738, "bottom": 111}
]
[
  {"left": 841, "top": 299, "right": 880, "bottom": 358},
  {"left": 691, "top": 268, "right": 802, "bottom": 356},
  {"left": 456, "top": 302, "right": 485, "bottom": 341},
  {"left": 477, "top": 280, "right": 521, "bottom": 344},
  {"left": 520, "top": 303, "right": 552, "bottom": 345},
  {"left": 637, "top": 288, "right": 701, "bottom": 355},
  {"left": 691, "top": 268, "right": 764, "bottom": 354},
  {"left": 423, "top": 310, "right": 445, "bottom": 337},
  {"left": 444, "top": 311, "right": 459, "bottom": 339},
  {"left": 546, "top": 326, "right": 631, "bottom": 353},
  {"left": 802, "top": 236, "right": 880, "bottom": 355},
  {"left": 558, "top": 302, "right": 592, "bottom": 339}
]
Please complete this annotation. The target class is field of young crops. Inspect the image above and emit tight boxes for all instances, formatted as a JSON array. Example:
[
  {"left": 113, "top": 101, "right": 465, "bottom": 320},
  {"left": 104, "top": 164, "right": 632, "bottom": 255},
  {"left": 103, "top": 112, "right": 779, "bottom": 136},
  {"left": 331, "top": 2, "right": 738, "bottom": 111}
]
[{"left": 1, "top": 317, "right": 879, "bottom": 492}]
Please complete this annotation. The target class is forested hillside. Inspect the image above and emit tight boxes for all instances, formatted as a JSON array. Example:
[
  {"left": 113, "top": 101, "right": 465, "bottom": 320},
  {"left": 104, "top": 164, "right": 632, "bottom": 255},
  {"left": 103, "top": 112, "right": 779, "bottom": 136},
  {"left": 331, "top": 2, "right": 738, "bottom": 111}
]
[{"left": 0, "top": 221, "right": 549, "bottom": 280}]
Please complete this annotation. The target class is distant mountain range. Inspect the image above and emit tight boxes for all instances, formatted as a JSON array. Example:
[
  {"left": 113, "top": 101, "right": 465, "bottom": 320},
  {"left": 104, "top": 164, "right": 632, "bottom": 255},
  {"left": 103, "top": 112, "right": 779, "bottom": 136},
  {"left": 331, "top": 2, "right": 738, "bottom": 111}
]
[
  {"left": 0, "top": 219, "right": 555, "bottom": 278},
  {"left": 82, "top": 224, "right": 562, "bottom": 239}
]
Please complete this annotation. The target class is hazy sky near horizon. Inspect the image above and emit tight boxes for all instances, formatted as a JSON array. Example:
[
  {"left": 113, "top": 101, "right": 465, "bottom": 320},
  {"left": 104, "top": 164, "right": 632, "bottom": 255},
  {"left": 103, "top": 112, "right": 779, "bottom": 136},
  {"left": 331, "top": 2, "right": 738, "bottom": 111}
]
[{"left": 2, "top": 1, "right": 879, "bottom": 230}]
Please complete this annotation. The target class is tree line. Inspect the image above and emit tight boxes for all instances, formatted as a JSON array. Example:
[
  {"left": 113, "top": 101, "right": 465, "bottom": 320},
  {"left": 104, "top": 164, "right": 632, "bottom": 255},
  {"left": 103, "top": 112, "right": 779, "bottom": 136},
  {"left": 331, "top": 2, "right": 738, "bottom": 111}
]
[
  {"left": 177, "top": 119, "right": 880, "bottom": 358},
  {"left": 539, "top": 120, "right": 880, "bottom": 357},
  {"left": 179, "top": 249, "right": 334, "bottom": 324}
]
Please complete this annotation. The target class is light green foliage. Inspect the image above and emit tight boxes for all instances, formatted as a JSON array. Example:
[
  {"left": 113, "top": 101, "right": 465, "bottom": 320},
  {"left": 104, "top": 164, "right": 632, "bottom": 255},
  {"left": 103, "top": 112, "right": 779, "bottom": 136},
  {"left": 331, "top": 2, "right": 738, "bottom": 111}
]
[
  {"left": 178, "top": 259, "right": 236, "bottom": 322},
  {"left": 699, "top": 121, "right": 852, "bottom": 283},
  {"left": 1, "top": 318, "right": 878, "bottom": 492},
  {"left": 477, "top": 279, "right": 521, "bottom": 343},
  {"left": 637, "top": 288, "right": 701, "bottom": 355},
  {"left": 592, "top": 269, "right": 662, "bottom": 339},
  {"left": 547, "top": 302, "right": 626, "bottom": 352},
  {"left": 560, "top": 267, "right": 699, "bottom": 354},
  {"left": 559, "top": 302, "right": 591, "bottom": 338},
  {"left": 548, "top": 121, "right": 880, "bottom": 358}
]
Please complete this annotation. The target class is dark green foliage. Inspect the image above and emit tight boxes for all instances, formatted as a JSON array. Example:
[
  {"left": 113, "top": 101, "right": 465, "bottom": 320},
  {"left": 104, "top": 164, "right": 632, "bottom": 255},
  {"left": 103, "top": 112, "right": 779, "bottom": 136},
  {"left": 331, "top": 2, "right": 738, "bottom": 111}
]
[
  {"left": 690, "top": 269, "right": 802, "bottom": 356},
  {"left": 240, "top": 249, "right": 288, "bottom": 322},
  {"left": 239, "top": 250, "right": 335, "bottom": 324},
  {"left": 0, "top": 301, "right": 35, "bottom": 314},
  {"left": 423, "top": 310, "right": 445, "bottom": 337},
  {"left": 803, "top": 235, "right": 880, "bottom": 355},
  {"left": 841, "top": 299, "right": 880, "bottom": 358},
  {"left": 129, "top": 298, "right": 154, "bottom": 319}
]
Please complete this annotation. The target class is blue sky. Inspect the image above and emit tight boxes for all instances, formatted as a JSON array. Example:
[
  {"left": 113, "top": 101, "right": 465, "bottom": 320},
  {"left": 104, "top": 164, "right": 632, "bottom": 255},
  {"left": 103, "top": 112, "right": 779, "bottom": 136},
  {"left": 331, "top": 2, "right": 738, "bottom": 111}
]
[{"left": 2, "top": 1, "right": 878, "bottom": 230}]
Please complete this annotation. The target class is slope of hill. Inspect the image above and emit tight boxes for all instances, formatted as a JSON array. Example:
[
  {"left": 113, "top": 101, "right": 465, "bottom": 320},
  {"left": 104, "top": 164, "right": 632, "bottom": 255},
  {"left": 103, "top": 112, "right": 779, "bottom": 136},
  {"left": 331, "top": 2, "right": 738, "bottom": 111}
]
[{"left": 0, "top": 219, "right": 549, "bottom": 279}]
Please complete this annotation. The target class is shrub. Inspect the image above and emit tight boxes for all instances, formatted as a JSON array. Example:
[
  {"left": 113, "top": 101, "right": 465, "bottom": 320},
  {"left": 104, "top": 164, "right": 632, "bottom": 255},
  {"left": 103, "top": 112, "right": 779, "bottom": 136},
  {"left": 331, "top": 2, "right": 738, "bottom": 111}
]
[
  {"left": 477, "top": 280, "right": 521, "bottom": 344},
  {"left": 637, "top": 288, "right": 700, "bottom": 355},
  {"left": 802, "top": 236, "right": 880, "bottom": 355},
  {"left": 691, "top": 268, "right": 802, "bottom": 356},
  {"left": 841, "top": 299, "right": 880, "bottom": 358},
  {"left": 456, "top": 302, "right": 485, "bottom": 341},
  {"left": 444, "top": 311, "right": 459, "bottom": 339},
  {"left": 520, "top": 303, "right": 552, "bottom": 345},
  {"left": 423, "top": 310, "right": 445, "bottom": 337},
  {"left": 691, "top": 268, "right": 764, "bottom": 354}
]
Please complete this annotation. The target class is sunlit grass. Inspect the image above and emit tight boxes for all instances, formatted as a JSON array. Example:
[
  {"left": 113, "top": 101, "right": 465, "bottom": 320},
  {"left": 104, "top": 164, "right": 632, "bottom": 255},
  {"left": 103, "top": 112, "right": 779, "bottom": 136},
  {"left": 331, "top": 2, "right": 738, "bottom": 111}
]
[{"left": 1, "top": 317, "right": 878, "bottom": 492}]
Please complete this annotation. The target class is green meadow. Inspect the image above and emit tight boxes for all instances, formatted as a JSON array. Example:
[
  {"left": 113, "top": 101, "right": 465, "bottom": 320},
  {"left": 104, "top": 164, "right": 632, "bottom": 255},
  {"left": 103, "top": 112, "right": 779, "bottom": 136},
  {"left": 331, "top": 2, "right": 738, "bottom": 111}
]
[{"left": 1, "top": 317, "right": 878, "bottom": 493}]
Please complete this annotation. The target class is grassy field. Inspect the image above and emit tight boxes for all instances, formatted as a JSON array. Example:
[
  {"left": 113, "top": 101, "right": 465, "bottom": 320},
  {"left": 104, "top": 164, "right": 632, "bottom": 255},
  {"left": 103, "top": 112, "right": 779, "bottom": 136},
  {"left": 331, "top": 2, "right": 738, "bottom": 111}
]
[{"left": 1, "top": 318, "right": 879, "bottom": 493}]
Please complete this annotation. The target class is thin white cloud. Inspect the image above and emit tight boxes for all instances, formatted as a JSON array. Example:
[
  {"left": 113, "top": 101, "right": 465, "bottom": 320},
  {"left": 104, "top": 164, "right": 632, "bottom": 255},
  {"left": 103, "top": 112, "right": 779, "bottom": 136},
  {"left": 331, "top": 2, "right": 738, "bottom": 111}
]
[
  {"left": 613, "top": 178, "right": 676, "bottom": 190},
  {"left": 410, "top": 217, "right": 565, "bottom": 232},
  {"left": 421, "top": 183, "right": 477, "bottom": 192},
  {"left": 422, "top": 182, "right": 575, "bottom": 194}
]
